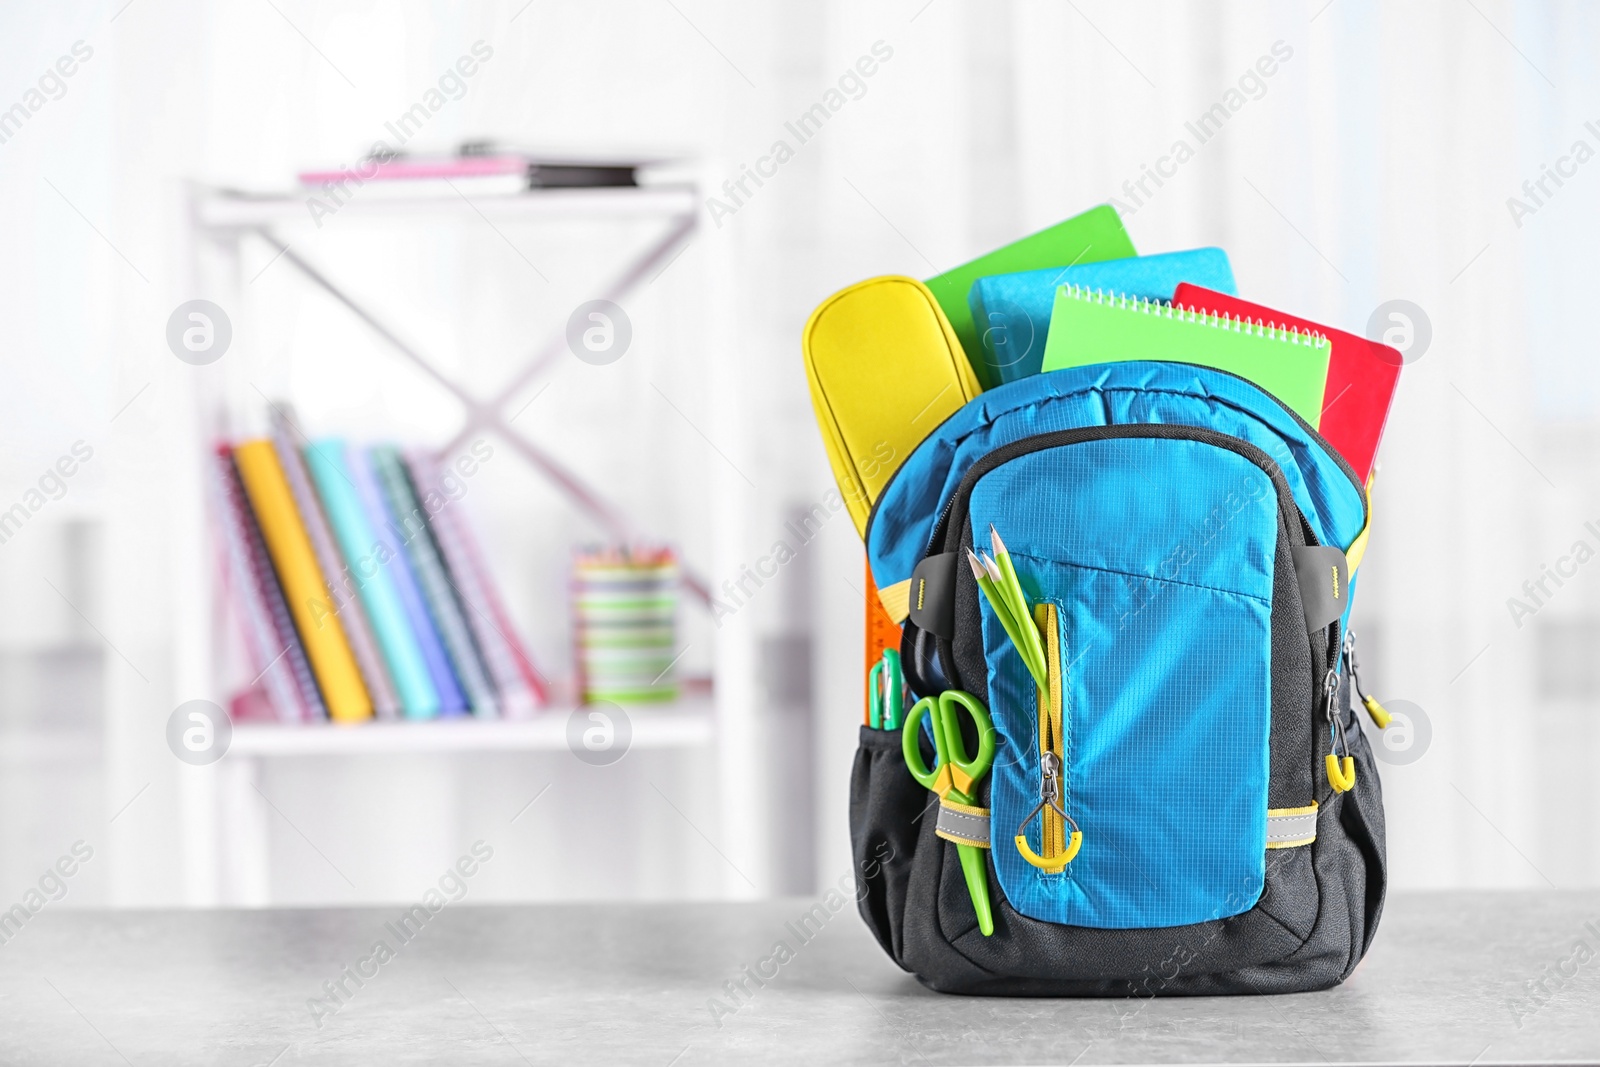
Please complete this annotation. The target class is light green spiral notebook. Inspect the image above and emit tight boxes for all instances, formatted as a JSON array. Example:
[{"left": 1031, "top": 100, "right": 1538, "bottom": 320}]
[{"left": 1039, "top": 285, "right": 1333, "bottom": 425}]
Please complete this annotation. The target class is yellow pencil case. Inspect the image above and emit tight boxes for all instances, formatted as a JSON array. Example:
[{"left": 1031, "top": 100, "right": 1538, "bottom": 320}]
[{"left": 802, "top": 276, "right": 982, "bottom": 538}]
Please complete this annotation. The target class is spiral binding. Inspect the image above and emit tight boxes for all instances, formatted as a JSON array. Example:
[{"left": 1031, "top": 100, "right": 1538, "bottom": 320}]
[{"left": 1060, "top": 284, "right": 1330, "bottom": 348}]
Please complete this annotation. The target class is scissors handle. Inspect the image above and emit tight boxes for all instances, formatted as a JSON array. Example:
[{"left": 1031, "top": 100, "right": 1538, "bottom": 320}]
[
  {"left": 937, "top": 690, "right": 996, "bottom": 778},
  {"left": 901, "top": 691, "right": 995, "bottom": 802},
  {"left": 901, "top": 696, "right": 942, "bottom": 791}
]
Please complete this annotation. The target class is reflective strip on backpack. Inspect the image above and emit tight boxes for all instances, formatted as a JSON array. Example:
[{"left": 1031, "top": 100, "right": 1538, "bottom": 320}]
[
  {"left": 936, "top": 802, "right": 1316, "bottom": 852},
  {"left": 936, "top": 799, "right": 991, "bottom": 848},
  {"left": 1265, "top": 803, "right": 1319, "bottom": 848}
]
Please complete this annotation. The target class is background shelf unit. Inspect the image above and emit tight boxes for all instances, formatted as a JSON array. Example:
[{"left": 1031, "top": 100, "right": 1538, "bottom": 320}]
[
  {"left": 175, "top": 175, "right": 770, "bottom": 907},
  {"left": 194, "top": 185, "right": 700, "bottom": 227}
]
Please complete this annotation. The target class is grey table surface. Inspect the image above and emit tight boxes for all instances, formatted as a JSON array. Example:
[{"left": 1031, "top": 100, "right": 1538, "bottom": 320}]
[{"left": 0, "top": 891, "right": 1597, "bottom": 1065}]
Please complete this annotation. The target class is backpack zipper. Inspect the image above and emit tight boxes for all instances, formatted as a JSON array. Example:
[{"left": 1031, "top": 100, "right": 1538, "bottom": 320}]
[
  {"left": 1015, "top": 602, "right": 1081, "bottom": 873},
  {"left": 936, "top": 425, "right": 1344, "bottom": 805},
  {"left": 862, "top": 362, "right": 1368, "bottom": 553},
  {"left": 928, "top": 425, "right": 1315, "bottom": 704},
  {"left": 1343, "top": 628, "right": 1392, "bottom": 729},
  {"left": 930, "top": 424, "right": 1313, "bottom": 559}
]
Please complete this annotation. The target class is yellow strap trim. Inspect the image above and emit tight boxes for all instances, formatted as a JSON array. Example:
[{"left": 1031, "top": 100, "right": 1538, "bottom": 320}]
[
  {"left": 1345, "top": 475, "right": 1375, "bottom": 574},
  {"left": 1266, "top": 802, "right": 1319, "bottom": 817},
  {"left": 935, "top": 798, "right": 991, "bottom": 848},
  {"left": 1265, "top": 801, "right": 1318, "bottom": 849},
  {"left": 939, "top": 797, "right": 989, "bottom": 817},
  {"left": 878, "top": 579, "right": 912, "bottom": 624}
]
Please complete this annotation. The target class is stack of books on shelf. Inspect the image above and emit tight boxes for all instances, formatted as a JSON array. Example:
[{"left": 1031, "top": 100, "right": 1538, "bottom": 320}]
[
  {"left": 572, "top": 546, "right": 680, "bottom": 704},
  {"left": 212, "top": 410, "right": 546, "bottom": 724}
]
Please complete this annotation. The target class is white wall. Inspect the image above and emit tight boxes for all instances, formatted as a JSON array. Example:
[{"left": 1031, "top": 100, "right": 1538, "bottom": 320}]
[{"left": 0, "top": 0, "right": 1595, "bottom": 906}]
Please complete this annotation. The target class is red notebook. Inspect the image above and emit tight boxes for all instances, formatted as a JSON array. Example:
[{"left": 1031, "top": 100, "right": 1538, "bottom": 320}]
[{"left": 1173, "top": 284, "right": 1401, "bottom": 484}]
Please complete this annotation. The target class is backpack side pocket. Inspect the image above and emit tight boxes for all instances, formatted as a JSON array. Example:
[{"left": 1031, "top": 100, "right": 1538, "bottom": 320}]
[
  {"left": 849, "top": 725, "right": 928, "bottom": 968},
  {"left": 1339, "top": 675, "right": 1388, "bottom": 967}
]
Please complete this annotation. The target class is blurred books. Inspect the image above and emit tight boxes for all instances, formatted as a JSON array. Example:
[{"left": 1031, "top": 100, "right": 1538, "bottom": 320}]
[{"left": 212, "top": 425, "right": 547, "bottom": 725}]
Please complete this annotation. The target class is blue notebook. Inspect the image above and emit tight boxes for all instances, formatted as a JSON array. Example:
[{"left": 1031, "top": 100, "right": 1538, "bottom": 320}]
[
  {"left": 349, "top": 446, "right": 469, "bottom": 717},
  {"left": 306, "top": 439, "right": 442, "bottom": 720},
  {"left": 369, "top": 445, "right": 500, "bottom": 718},
  {"left": 967, "top": 248, "right": 1237, "bottom": 384}
]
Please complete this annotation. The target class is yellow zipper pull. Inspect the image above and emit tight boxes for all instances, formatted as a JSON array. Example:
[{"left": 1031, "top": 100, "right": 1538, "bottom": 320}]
[
  {"left": 1343, "top": 630, "right": 1391, "bottom": 729},
  {"left": 1016, "top": 753, "right": 1082, "bottom": 870},
  {"left": 1322, "top": 667, "right": 1356, "bottom": 794}
]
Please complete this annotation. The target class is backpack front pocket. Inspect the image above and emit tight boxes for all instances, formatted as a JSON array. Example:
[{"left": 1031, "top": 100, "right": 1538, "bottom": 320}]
[{"left": 965, "top": 434, "right": 1281, "bottom": 930}]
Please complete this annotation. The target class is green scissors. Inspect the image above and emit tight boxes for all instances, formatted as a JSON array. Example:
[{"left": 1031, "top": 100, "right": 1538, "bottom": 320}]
[
  {"left": 868, "top": 649, "right": 903, "bottom": 730},
  {"left": 902, "top": 690, "right": 996, "bottom": 936}
]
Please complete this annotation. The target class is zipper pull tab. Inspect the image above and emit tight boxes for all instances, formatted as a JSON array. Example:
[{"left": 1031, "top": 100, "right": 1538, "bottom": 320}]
[
  {"left": 1015, "top": 751, "right": 1081, "bottom": 870},
  {"left": 1039, "top": 751, "right": 1061, "bottom": 800},
  {"left": 1342, "top": 629, "right": 1393, "bottom": 729},
  {"left": 1322, "top": 666, "right": 1357, "bottom": 793}
]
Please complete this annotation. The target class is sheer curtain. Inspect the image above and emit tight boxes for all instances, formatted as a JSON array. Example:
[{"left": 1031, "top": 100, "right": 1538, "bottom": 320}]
[{"left": 0, "top": 0, "right": 1591, "bottom": 905}]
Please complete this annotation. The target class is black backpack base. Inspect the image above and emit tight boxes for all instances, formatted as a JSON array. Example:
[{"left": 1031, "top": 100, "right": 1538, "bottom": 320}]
[{"left": 850, "top": 676, "right": 1387, "bottom": 998}]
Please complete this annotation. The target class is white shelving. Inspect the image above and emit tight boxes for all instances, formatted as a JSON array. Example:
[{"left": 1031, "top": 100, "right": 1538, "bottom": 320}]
[
  {"left": 175, "top": 174, "right": 762, "bottom": 907},
  {"left": 228, "top": 698, "right": 713, "bottom": 757},
  {"left": 194, "top": 184, "right": 699, "bottom": 228}
]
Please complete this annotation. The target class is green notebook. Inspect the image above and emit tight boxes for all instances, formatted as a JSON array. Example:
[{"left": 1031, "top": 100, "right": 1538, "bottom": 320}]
[
  {"left": 925, "top": 204, "right": 1136, "bottom": 390},
  {"left": 1040, "top": 286, "right": 1333, "bottom": 425}
]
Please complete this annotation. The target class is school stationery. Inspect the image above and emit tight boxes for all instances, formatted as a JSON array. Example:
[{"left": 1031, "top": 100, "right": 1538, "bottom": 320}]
[
  {"left": 212, "top": 447, "right": 320, "bottom": 722},
  {"left": 965, "top": 547, "right": 1045, "bottom": 689},
  {"left": 868, "top": 649, "right": 903, "bottom": 730},
  {"left": 986, "top": 527, "right": 1046, "bottom": 684},
  {"left": 802, "top": 276, "right": 982, "bottom": 537},
  {"left": 900, "top": 690, "right": 996, "bottom": 936},
  {"left": 968, "top": 248, "right": 1237, "bottom": 384},
  {"left": 573, "top": 546, "right": 681, "bottom": 703},
  {"left": 271, "top": 418, "right": 401, "bottom": 721},
  {"left": 1173, "top": 283, "right": 1402, "bottom": 483},
  {"left": 304, "top": 440, "right": 442, "bottom": 720},
  {"left": 348, "top": 447, "right": 467, "bottom": 717},
  {"left": 407, "top": 450, "right": 545, "bottom": 718},
  {"left": 864, "top": 561, "right": 904, "bottom": 724},
  {"left": 371, "top": 447, "right": 497, "bottom": 717},
  {"left": 925, "top": 204, "right": 1136, "bottom": 389},
  {"left": 1039, "top": 286, "right": 1333, "bottom": 426},
  {"left": 371, "top": 447, "right": 501, "bottom": 718},
  {"left": 232, "top": 440, "right": 373, "bottom": 723}
]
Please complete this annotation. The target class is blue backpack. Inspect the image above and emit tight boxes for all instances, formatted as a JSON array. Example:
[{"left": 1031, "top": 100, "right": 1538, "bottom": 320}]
[{"left": 854, "top": 360, "right": 1387, "bottom": 995}]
